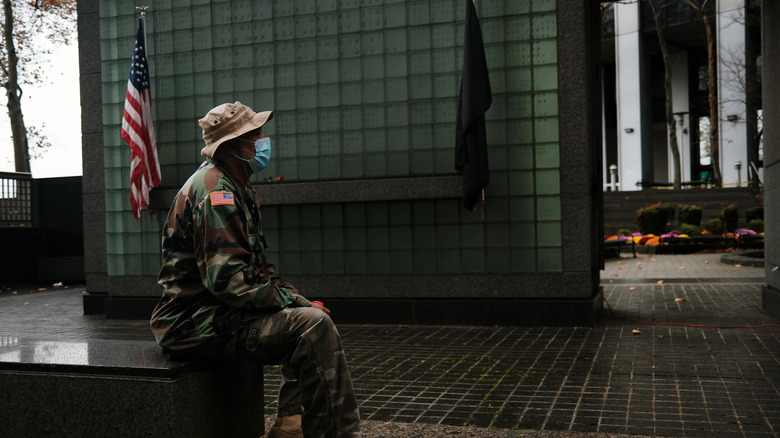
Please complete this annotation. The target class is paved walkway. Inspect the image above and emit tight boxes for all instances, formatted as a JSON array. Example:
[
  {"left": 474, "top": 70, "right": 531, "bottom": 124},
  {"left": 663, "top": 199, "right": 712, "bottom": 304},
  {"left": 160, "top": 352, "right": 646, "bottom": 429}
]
[{"left": 1, "top": 252, "right": 778, "bottom": 437}]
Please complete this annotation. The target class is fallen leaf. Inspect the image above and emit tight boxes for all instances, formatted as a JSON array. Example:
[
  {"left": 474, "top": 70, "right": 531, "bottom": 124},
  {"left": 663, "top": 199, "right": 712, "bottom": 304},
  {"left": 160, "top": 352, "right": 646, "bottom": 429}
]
[
  {"left": 632, "top": 329, "right": 642, "bottom": 334},
  {"left": 704, "top": 260, "right": 710, "bottom": 264},
  {"left": 657, "top": 335, "right": 664, "bottom": 338},
  {"left": 12, "top": 291, "right": 18, "bottom": 295},
  {"left": 24, "top": 302, "right": 30, "bottom": 306},
  {"left": 657, "top": 280, "right": 664, "bottom": 285},
  {"left": 617, "top": 261, "right": 623, "bottom": 265},
  {"left": 619, "top": 267, "right": 625, "bottom": 270},
  {"left": 674, "top": 298, "right": 685, "bottom": 302},
  {"left": 651, "top": 258, "right": 657, "bottom": 262},
  {"left": 679, "top": 266, "right": 685, "bottom": 270},
  {"left": 630, "top": 287, "right": 638, "bottom": 291},
  {"left": 613, "top": 274, "right": 619, "bottom": 277},
  {"left": 735, "top": 264, "right": 742, "bottom": 268},
  {"left": 38, "top": 288, "right": 47, "bottom": 291}
]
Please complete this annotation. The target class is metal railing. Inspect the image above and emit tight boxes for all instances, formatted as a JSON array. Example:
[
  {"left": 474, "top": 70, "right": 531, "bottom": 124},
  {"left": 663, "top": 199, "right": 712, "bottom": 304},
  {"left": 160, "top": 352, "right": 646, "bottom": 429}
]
[{"left": 0, "top": 171, "right": 32, "bottom": 227}]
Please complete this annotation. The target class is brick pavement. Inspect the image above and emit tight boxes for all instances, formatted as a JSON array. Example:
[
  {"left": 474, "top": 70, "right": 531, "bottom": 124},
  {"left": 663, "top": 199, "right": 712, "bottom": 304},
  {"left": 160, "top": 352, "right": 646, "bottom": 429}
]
[{"left": 1, "top": 253, "right": 779, "bottom": 437}]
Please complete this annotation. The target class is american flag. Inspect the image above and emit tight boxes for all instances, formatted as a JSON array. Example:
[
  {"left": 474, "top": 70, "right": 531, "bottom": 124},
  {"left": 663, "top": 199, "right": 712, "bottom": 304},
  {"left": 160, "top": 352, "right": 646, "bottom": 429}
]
[{"left": 121, "top": 17, "right": 160, "bottom": 219}]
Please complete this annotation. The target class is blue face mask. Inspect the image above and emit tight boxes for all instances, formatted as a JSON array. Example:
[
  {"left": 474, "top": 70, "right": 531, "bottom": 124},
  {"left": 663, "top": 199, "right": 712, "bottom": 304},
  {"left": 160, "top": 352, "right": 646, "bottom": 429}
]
[{"left": 237, "top": 137, "right": 272, "bottom": 173}]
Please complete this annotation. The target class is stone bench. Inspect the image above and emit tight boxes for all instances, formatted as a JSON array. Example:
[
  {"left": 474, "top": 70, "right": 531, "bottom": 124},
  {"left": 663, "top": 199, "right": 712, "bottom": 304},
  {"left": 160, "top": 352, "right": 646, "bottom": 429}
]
[{"left": 0, "top": 337, "right": 264, "bottom": 438}]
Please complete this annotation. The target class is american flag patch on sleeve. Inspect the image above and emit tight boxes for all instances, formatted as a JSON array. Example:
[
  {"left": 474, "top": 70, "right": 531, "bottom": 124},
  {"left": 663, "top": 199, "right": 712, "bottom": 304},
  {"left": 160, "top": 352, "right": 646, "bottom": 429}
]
[{"left": 210, "top": 191, "right": 235, "bottom": 206}]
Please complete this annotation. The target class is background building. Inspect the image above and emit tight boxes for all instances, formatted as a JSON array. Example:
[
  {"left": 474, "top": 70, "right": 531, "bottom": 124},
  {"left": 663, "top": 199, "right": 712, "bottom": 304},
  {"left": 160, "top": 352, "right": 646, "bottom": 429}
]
[{"left": 601, "top": 0, "right": 762, "bottom": 190}]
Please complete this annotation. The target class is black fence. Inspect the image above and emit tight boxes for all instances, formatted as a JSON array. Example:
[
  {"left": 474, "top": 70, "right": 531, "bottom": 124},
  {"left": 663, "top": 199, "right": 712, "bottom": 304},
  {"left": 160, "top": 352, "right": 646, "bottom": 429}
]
[{"left": 0, "top": 171, "right": 32, "bottom": 227}]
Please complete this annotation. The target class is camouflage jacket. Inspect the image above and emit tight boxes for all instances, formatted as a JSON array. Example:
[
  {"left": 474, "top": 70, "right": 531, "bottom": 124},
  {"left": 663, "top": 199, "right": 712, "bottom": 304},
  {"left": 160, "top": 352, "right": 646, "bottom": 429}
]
[{"left": 151, "top": 159, "right": 301, "bottom": 352}]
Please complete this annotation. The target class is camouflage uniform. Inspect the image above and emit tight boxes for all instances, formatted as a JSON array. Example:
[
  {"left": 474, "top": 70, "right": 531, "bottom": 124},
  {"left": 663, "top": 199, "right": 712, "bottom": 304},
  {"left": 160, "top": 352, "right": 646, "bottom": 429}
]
[{"left": 152, "top": 159, "right": 360, "bottom": 437}]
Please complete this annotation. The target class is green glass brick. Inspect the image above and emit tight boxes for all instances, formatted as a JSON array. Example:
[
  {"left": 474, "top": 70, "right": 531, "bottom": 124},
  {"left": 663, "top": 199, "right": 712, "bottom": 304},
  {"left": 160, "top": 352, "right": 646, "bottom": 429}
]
[
  {"left": 505, "top": 16, "right": 530, "bottom": 42},
  {"left": 432, "top": 125, "right": 455, "bottom": 149},
  {"left": 317, "top": 13, "right": 338, "bottom": 36},
  {"left": 486, "top": 248, "right": 511, "bottom": 273},
  {"left": 323, "top": 251, "right": 344, "bottom": 274},
  {"left": 486, "top": 120, "right": 508, "bottom": 146},
  {"left": 409, "top": 51, "right": 431, "bottom": 75},
  {"left": 364, "top": 152, "right": 386, "bottom": 176},
  {"left": 409, "top": 75, "right": 432, "bottom": 99},
  {"left": 301, "top": 228, "right": 323, "bottom": 251},
  {"left": 535, "top": 142, "right": 559, "bottom": 168},
  {"left": 481, "top": 18, "right": 504, "bottom": 45},
  {"left": 507, "top": 41, "right": 531, "bottom": 67},
  {"left": 253, "top": 20, "right": 274, "bottom": 43},
  {"left": 320, "top": 155, "right": 341, "bottom": 179},
  {"left": 509, "top": 145, "right": 534, "bottom": 170},
  {"left": 280, "top": 251, "right": 302, "bottom": 274},
  {"left": 366, "top": 251, "right": 390, "bottom": 273},
  {"left": 366, "top": 227, "right": 389, "bottom": 250},
  {"left": 386, "top": 103, "right": 409, "bottom": 128},
  {"left": 412, "top": 250, "right": 437, "bottom": 273},
  {"left": 460, "top": 249, "right": 485, "bottom": 273},
  {"left": 296, "top": 85, "right": 318, "bottom": 108},
  {"left": 345, "top": 227, "right": 366, "bottom": 250},
  {"left": 432, "top": 149, "right": 453, "bottom": 173},
  {"left": 431, "top": 48, "right": 455, "bottom": 73},
  {"left": 274, "top": 41, "right": 296, "bottom": 65},
  {"left": 506, "top": 67, "right": 532, "bottom": 92},
  {"left": 510, "top": 221, "right": 536, "bottom": 249},
  {"left": 508, "top": 118, "right": 533, "bottom": 144},
  {"left": 316, "top": 37, "right": 339, "bottom": 60},
  {"left": 342, "top": 129, "right": 362, "bottom": 152},
  {"left": 537, "top": 196, "right": 561, "bottom": 221},
  {"left": 361, "top": 6, "right": 383, "bottom": 31},
  {"left": 385, "top": 78, "right": 408, "bottom": 102},
  {"left": 535, "top": 169, "right": 560, "bottom": 195},
  {"left": 279, "top": 226, "right": 301, "bottom": 251},
  {"left": 407, "top": 27, "right": 431, "bottom": 50},
  {"left": 192, "top": 5, "right": 211, "bottom": 27},
  {"left": 534, "top": 92, "right": 558, "bottom": 117},
  {"left": 295, "top": 15, "right": 316, "bottom": 40},
  {"left": 274, "top": 88, "right": 296, "bottom": 110},
  {"left": 436, "top": 249, "right": 460, "bottom": 273},
  {"left": 532, "top": 14, "right": 557, "bottom": 39},
  {"left": 536, "top": 221, "right": 561, "bottom": 247},
  {"left": 317, "top": 60, "right": 339, "bottom": 83},
  {"left": 431, "top": 0, "right": 455, "bottom": 23},
  {"left": 533, "top": 39, "right": 557, "bottom": 65},
  {"left": 387, "top": 151, "right": 409, "bottom": 175},
  {"left": 252, "top": 44, "right": 274, "bottom": 68},
  {"left": 433, "top": 100, "right": 455, "bottom": 124},
  {"left": 385, "top": 53, "right": 407, "bottom": 78},
  {"left": 362, "top": 31, "right": 384, "bottom": 56},
  {"left": 433, "top": 73, "right": 458, "bottom": 98},
  {"left": 295, "top": 41, "right": 317, "bottom": 64},
  {"left": 410, "top": 150, "right": 433, "bottom": 174},
  {"left": 413, "top": 225, "right": 437, "bottom": 248},
  {"left": 298, "top": 133, "right": 318, "bottom": 156},
  {"left": 362, "top": 55, "right": 384, "bottom": 80},
  {"left": 107, "top": 255, "right": 124, "bottom": 276},
  {"left": 276, "top": 157, "right": 299, "bottom": 180},
  {"left": 274, "top": 17, "right": 295, "bottom": 41},
  {"left": 339, "top": 9, "right": 360, "bottom": 33},
  {"left": 511, "top": 248, "right": 536, "bottom": 272},
  {"left": 345, "top": 251, "right": 368, "bottom": 274},
  {"left": 432, "top": 23, "right": 455, "bottom": 49},
  {"left": 509, "top": 171, "right": 534, "bottom": 196},
  {"left": 362, "top": 80, "right": 385, "bottom": 104},
  {"left": 537, "top": 247, "right": 562, "bottom": 272},
  {"left": 342, "top": 154, "right": 364, "bottom": 178},
  {"left": 339, "top": 58, "right": 361, "bottom": 81},
  {"left": 407, "top": 1, "right": 430, "bottom": 26},
  {"left": 532, "top": 0, "right": 557, "bottom": 13},
  {"left": 534, "top": 117, "right": 559, "bottom": 142},
  {"left": 435, "top": 224, "right": 460, "bottom": 249}
]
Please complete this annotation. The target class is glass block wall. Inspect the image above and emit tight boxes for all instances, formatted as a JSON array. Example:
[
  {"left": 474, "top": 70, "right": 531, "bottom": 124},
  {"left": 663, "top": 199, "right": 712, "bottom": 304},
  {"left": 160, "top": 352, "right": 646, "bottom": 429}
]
[{"left": 99, "top": 0, "right": 560, "bottom": 278}]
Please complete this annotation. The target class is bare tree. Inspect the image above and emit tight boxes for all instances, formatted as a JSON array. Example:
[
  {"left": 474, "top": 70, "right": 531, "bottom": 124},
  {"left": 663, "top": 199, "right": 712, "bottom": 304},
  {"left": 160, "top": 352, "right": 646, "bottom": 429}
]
[
  {"left": 1, "top": 0, "right": 76, "bottom": 173},
  {"left": 684, "top": 0, "right": 721, "bottom": 186},
  {"left": 648, "top": 0, "right": 683, "bottom": 190}
]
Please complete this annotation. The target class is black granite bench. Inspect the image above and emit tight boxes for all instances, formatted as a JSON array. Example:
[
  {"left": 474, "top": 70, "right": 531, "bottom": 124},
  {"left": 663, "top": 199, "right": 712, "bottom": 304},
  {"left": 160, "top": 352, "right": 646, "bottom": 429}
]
[
  {"left": 603, "top": 238, "right": 636, "bottom": 258},
  {"left": 0, "top": 337, "right": 264, "bottom": 438}
]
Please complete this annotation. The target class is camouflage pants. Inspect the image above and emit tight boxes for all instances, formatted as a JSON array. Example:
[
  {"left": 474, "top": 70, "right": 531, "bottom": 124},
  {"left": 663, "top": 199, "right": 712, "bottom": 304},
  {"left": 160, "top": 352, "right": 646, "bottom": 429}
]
[{"left": 233, "top": 307, "right": 361, "bottom": 438}]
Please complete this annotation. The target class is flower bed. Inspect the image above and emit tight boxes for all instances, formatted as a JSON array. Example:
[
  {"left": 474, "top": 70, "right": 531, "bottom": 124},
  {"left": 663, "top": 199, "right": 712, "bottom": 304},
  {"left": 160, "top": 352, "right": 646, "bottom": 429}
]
[{"left": 604, "top": 229, "right": 764, "bottom": 255}]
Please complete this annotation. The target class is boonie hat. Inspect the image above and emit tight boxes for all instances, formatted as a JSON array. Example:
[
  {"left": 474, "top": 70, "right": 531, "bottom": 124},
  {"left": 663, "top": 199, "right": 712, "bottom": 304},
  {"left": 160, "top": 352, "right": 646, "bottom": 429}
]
[{"left": 199, "top": 101, "right": 273, "bottom": 157}]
